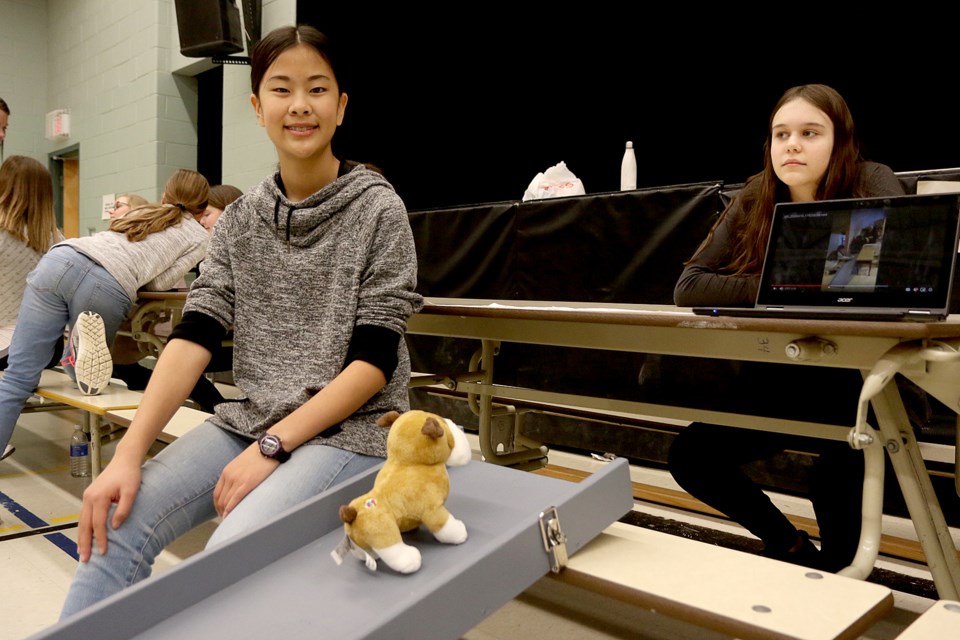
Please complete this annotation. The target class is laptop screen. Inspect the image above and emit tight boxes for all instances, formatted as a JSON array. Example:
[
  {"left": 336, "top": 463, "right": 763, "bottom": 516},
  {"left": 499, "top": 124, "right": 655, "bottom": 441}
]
[{"left": 756, "top": 193, "right": 960, "bottom": 312}]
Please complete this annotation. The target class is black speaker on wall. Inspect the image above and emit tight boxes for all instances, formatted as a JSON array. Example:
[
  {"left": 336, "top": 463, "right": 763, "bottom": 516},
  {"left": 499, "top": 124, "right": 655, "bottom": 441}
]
[{"left": 175, "top": 0, "right": 244, "bottom": 58}]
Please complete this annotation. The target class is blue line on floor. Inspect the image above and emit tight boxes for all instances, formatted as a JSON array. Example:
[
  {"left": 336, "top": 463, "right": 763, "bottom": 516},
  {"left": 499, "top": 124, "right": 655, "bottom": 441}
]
[
  {"left": 0, "top": 490, "right": 78, "bottom": 559},
  {"left": 46, "top": 532, "right": 80, "bottom": 560}
]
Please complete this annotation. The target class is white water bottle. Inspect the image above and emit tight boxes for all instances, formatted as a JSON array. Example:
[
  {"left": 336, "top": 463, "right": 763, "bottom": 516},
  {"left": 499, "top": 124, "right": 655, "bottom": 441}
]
[
  {"left": 70, "top": 425, "right": 91, "bottom": 478},
  {"left": 620, "top": 141, "right": 637, "bottom": 191}
]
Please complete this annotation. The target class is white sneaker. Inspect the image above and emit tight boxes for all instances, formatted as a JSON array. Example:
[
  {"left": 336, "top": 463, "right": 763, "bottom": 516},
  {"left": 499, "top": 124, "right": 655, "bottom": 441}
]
[
  {"left": 1, "top": 444, "right": 14, "bottom": 461},
  {"left": 73, "top": 311, "right": 113, "bottom": 396}
]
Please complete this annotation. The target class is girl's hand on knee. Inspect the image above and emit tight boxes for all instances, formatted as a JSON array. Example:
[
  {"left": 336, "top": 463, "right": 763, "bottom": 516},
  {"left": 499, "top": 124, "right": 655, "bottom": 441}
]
[
  {"left": 213, "top": 444, "right": 278, "bottom": 518},
  {"left": 77, "top": 462, "right": 142, "bottom": 562}
]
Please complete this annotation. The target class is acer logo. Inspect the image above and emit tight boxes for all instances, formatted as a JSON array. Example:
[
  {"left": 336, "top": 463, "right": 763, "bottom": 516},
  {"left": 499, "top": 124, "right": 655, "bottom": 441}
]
[{"left": 837, "top": 297, "right": 854, "bottom": 303}]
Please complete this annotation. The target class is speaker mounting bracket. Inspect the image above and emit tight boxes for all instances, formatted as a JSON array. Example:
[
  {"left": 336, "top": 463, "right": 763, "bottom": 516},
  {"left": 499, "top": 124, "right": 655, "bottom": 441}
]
[{"left": 212, "top": 56, "right": 251, "bottom": 66}]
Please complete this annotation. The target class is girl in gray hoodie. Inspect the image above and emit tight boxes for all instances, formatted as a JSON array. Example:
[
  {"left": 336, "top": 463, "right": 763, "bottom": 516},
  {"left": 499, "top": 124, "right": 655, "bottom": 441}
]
[{"left": 61, "top": 25, "right": 423, "bottom": 617}]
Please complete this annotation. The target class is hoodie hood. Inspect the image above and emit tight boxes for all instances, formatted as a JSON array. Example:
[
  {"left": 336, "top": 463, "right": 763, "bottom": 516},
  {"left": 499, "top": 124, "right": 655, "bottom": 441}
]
[{"left": 251, "top": 164, "right": 393, "bottom": 247}]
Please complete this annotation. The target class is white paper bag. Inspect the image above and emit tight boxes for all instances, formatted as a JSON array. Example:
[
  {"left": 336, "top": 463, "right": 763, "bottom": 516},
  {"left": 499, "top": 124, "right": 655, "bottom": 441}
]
[{"left": 522, "top": 161, "right": 586, "bottom": 201}]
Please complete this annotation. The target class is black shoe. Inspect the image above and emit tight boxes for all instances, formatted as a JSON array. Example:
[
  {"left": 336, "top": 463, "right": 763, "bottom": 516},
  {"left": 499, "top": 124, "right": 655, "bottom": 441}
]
[
  {"left": 763, "top": 530, "right": 822, "bottom": 570},
  {"left": 112, "top": 363, "right": 153, "bottom": 391},
  {"left": 189, "top": 376, "right": 225, "bottom": 413}
]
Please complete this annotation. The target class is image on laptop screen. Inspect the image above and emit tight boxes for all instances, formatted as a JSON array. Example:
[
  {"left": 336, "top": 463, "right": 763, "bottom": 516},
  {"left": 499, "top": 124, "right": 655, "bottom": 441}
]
[{"left": 757, "top": 193, "right": 960, "bottom": 314}]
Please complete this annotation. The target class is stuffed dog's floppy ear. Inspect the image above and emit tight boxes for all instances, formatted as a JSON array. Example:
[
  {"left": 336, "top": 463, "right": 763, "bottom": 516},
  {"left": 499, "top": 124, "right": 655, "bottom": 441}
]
[
  {"left": 377, "top": 410, "right": 402, "bottom": 428},
  {"left": 421, "top": 417, "right": 444, "bottom": 439},
  {"left": 339, "top": 505, "right": 358, "bottom": 524}
]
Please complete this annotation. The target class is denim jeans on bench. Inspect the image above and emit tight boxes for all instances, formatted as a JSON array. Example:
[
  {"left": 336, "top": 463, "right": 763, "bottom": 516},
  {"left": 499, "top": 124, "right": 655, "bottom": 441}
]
[
  {"left": 60, "top": 420, "right": 380, "bottom": 618},
  {"left": 0, "top": 246, "right": 132, "bottom": 454}
]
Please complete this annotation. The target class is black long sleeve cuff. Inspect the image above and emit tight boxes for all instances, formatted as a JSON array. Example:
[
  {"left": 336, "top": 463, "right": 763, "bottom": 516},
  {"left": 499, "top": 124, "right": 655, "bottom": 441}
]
[
  {"left": 345, "top": 324, "right": 401, "bottom": 380},
  {"left": 168, "top": 310, "right": 229, "bottom": 354}
]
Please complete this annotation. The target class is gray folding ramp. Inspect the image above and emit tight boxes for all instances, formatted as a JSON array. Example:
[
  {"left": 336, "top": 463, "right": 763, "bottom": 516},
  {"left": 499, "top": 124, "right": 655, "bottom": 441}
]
[{"left": 33, "top": 457, "right": 633, "bottom": 640}]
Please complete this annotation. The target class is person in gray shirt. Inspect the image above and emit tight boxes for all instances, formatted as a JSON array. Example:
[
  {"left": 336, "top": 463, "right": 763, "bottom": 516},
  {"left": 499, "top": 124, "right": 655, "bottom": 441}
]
[
  {"left": 0, "top": 169, "right": 209, "bottom": 462},
  {"left": 61, "top": 25, "right": 423, "bottom": 617}
]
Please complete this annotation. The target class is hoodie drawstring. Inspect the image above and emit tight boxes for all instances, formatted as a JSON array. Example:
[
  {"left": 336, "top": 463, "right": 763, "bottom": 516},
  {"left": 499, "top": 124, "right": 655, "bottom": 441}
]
[{"left": 272, "top": 196, "right": 297, "bottom": 244}]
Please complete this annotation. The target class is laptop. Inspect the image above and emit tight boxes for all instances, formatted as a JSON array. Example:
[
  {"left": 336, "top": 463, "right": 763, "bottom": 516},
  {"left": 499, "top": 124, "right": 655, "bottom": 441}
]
[{"left": 692, "top": 192, "right": 960, "bottom": 321}]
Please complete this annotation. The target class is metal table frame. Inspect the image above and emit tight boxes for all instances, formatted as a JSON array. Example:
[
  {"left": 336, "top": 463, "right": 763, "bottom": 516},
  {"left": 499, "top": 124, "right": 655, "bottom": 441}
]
[
  {"left": 406, "top": 299, "right": 960, "bottom": 599},
  {"left": 118, "top": 294, "right": 960, "bottom": 598}
]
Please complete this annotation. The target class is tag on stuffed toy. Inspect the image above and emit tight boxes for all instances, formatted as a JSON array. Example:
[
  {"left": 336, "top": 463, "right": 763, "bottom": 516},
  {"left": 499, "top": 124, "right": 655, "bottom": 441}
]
[{"left": 331, "top": 534, "right": 378, "bottom": 571}]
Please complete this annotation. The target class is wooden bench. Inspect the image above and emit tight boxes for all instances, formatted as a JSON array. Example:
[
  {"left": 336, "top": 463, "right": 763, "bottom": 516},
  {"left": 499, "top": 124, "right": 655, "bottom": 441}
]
[
  {"left": 23, "top": 371, "right": 211, "bottom": 475},
  {"left": 551, "top": 521, "right": 894, "bottom": 640},
  {"left": 27, "top": 370, "right": 144, "bottom": 476},
  {"left": 896, "top": 599, "right": 960, "bottom": 639}
]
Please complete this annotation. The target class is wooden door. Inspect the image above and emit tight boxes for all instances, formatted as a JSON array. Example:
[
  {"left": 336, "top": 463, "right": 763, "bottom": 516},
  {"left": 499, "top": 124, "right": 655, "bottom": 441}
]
[{"left": 62, "top": 157, "right": 79, "bottom": 238}]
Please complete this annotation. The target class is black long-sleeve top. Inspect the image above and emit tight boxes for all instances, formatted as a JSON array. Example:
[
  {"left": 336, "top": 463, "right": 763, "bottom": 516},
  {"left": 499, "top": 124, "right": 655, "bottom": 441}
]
[{"left": 674, "top": 162, "right": 904, "bottom": 307}]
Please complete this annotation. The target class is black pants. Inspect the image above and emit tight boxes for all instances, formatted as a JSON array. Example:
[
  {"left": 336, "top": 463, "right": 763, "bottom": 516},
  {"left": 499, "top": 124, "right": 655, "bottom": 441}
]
[
  {"left": 665, "top": 361, "right": 915, "bottom": 572},
  {"left": 668, "top": 423, "right": 865, "bottom": 571},
  {"left": 113, "top": 346, "right": 233, "bottom": 413}
]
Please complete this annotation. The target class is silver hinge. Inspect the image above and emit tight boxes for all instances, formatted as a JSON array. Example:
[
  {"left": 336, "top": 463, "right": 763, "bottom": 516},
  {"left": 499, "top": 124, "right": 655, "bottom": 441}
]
[{"left": 539, "top": 506, "right": 569, "bottom": 573}]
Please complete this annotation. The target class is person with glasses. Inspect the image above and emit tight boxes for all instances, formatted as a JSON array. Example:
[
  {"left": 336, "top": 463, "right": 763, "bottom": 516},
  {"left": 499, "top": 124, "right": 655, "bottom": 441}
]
[{"left": 109, "top": 193, "right": 148, "bottom": 220}]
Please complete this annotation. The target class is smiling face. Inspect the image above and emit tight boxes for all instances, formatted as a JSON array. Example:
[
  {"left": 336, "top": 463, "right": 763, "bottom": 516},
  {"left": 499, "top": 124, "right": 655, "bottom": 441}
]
[
  {"left": 770, "top": 98, "right": 835, "bottom": 202},
  {"left": 250, "top": 44, "right": 347, "bottom": 171}
]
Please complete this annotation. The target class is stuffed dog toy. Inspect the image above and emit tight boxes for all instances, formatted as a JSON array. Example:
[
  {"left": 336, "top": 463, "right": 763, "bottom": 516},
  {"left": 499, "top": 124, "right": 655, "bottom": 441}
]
[{"left": 331, "top": 409, "right": 471, "bottom": 573}]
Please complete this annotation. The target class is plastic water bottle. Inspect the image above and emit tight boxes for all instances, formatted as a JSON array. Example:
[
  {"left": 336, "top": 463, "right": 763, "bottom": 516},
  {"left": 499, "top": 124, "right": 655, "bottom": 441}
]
[
  {"left": 620, "top": 141, "right": 637, "bottom": 191},
  {"left": 70, "top": 425, "right": 91, "bottom": 478}
]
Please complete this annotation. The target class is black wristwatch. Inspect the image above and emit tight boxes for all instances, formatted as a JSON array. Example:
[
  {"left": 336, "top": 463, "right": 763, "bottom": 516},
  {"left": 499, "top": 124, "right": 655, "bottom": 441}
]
[{"left": 257, "top": 433, "right": 291, "bottom": 463}]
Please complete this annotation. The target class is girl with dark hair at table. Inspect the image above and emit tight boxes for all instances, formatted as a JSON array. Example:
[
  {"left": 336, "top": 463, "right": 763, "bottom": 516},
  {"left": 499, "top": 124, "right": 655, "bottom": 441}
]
[
  {"left": 112, "top": 183, "right": 245, "bottom": 410},
  {"left": 669, "top": 84, "right": 922, "bottom": 572},
  {"left": 61, "top": 24, "right": 422, "bottom": 617},
  {"left": 199, "top": 183, "right": 244, "bottom": 232}
]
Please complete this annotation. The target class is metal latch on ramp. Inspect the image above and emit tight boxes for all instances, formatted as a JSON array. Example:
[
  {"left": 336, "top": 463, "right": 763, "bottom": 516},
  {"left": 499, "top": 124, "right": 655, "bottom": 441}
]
[{"left": 539, "top": 506, "right": 569, "bottom": 573}]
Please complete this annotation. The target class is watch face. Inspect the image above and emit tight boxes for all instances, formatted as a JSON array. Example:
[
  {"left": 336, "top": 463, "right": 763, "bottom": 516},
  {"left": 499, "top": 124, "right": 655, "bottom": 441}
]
[{"left": 260, "top": 435, "right": 281, "bottom": 457}]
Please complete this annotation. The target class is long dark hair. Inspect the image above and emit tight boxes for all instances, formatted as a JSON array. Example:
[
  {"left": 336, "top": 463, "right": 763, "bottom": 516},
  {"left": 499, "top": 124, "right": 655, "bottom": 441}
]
[{"left": 690, "top": 84, "right": 866, "bottom": 276}]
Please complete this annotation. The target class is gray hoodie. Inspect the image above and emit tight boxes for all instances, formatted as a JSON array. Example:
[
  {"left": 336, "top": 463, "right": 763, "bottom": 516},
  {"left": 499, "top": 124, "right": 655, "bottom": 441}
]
[{"left": 184, "top": 164, "right": 423, "bottom": 457}]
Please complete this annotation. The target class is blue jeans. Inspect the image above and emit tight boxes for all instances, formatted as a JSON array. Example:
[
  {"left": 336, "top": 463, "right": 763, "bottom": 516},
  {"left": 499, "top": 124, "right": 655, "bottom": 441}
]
[
  {"left": 60, "top": 421, "right": 380, "bottom": 618},
  {"left": 0, "top": 246, "right": 132, "bottom": 453}
]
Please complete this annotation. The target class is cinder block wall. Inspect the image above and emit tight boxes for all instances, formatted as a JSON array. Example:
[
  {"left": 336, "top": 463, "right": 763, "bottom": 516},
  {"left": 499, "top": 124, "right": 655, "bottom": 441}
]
[
  {"left": 45, "top": 0, "right": 197, "bottom": 233},
  {"left": 217, "top": 0, "right": 295, "bottom": 191},
  {"left": 0, "top": 0, "right": 49, "bottom": 161},
  {"left": 1, "top": 0, "right": 297, "bottom": 237}
]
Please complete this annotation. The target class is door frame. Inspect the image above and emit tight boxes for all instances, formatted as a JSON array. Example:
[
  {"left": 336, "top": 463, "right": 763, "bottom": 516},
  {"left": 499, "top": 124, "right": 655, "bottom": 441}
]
[{"left": 49, "top": 144, "right": 79, "bottom": 236}]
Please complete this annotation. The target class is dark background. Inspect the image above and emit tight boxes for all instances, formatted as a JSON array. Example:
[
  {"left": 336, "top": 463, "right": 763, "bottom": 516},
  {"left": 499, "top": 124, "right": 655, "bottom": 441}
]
[{"left": 296, "top": 7, "right": 957, "bottom": 212}]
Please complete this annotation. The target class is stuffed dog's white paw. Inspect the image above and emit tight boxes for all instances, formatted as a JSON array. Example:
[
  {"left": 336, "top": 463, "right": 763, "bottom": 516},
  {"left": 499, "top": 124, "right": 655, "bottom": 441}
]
[
  {"left": 434, "top": 516, "right": 468, "bottom": 544},
  {"left": 376, "top": 542, "right": 422, "bottom": 574}
]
